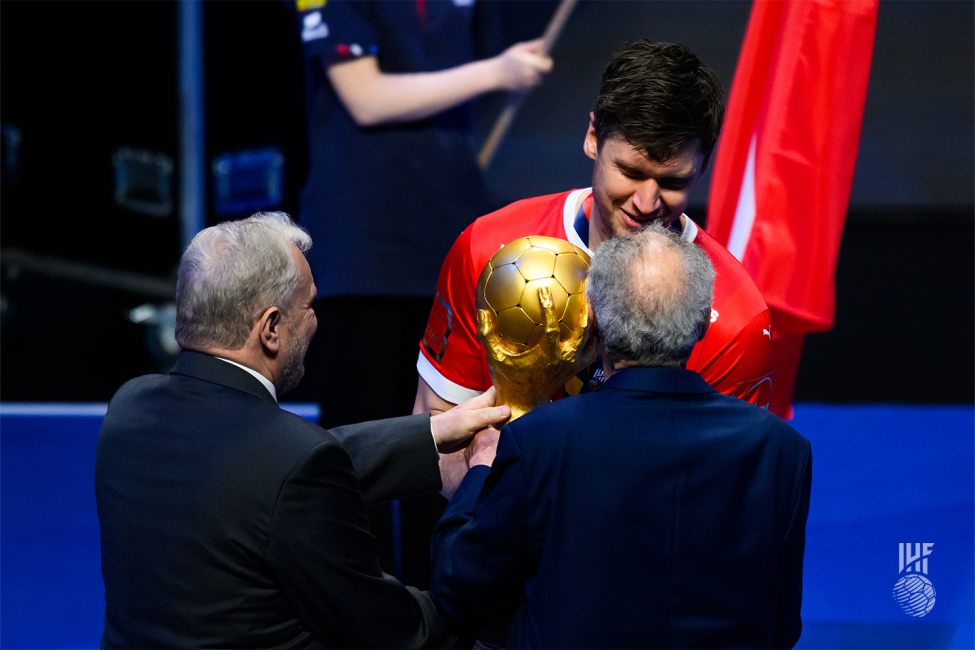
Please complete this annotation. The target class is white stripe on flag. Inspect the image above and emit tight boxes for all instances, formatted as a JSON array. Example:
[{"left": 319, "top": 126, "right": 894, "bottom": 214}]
[{"left": 727, "top": 133, "right": 758, "bottom": 262}]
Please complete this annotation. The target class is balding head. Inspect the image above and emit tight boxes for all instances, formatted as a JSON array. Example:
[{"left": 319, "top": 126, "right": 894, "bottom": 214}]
[{"left": 586, "top": 224, "right": 714, "bottom": 368}]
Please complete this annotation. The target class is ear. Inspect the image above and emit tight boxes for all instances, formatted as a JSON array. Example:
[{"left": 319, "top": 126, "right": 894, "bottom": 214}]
[
  {"left": 257, "top": 306, "right": 283, "bottom": 355},
  {"left": 585, "top": 298, "right": 598, "bottom": 336},
  {"left": 584, "top": 113, "right": 598, "bottom": 161},
  {"left": 587, "top": 298, "right": 615, "bottom": 380},
  {"left": 698, "top": 309, "right": 712, "bottom": 342}
]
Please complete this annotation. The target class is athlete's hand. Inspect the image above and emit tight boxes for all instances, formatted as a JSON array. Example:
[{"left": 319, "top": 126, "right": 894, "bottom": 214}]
[
  {"left": 438, "top": 425, "right": 502, "bottom": 500},
  {"left": 439, "top": 449, "right": 469, "bottom": 501},
  {"left": 466, "top": 427, "right": 500, "bottom": 469},
  {"left": 493, "top": 39, "right": 553, "bottom": 92},
  {"left": 479, "top": 286, "right": 595, "bottom": 419}
]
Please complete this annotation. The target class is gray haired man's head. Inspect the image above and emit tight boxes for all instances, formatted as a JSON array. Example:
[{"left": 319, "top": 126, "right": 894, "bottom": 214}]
[
  {"left": 175, "top": 211, "right": 312, "bottom": 351},
  {"left": 586, "top": 223, "right": 714, "bottom": 368}
]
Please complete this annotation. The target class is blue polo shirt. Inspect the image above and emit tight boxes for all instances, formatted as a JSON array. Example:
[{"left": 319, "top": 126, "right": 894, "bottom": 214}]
[{"left": 293, "top": 0, "right": 500, "bottom": 298}]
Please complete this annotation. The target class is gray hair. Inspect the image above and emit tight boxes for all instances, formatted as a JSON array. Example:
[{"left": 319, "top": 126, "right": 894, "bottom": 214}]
[
  {"left": 586, "top": 223, "right": 714, "bottom": 368},
  {"left": 175, "top": 211, "right": 312, "bottom": 351}
]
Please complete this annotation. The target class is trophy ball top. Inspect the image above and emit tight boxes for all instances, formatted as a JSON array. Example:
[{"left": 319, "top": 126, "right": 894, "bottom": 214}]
[{"left": 476, "top": 236, "right": 591, "bottom": 351}]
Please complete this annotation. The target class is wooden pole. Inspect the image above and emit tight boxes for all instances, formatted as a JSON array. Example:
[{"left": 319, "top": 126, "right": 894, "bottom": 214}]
[{"left": 477, "top": 0, "right": 578, "bottom": 170}]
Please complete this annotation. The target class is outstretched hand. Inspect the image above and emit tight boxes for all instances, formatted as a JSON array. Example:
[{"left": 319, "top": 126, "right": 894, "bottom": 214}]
[
  {"left": 429, "top": 386, "right": 510, "bottom": 454},
  {"left": 479, "top": 286, "right": 595, "bottom": 419},
  {"left": 494, "top": 38, "right": 553, "bottom": 93}
]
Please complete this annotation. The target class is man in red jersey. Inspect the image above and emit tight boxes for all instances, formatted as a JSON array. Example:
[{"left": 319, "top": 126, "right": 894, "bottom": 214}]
[{"left": 417, "top": 41, "right": 773, "bottom": 492}]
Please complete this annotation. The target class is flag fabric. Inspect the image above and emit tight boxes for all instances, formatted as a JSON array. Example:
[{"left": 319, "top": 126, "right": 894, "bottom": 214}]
[{"left": 706, "top": 0, "right": 879, "bottom": 418}]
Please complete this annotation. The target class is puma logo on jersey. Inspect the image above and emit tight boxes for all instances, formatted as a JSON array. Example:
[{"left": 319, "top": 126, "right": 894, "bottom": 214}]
[{"left": 763, "top": 328, "right": 771, "bottom": 340}]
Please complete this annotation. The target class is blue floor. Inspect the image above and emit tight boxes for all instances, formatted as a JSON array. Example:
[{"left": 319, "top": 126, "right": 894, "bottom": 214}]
[{"left": 1, "top": 403, "right": 972, "bottom": 649}]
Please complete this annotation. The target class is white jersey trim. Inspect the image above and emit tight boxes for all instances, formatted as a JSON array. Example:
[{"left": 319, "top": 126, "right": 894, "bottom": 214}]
[
  {"left": 562, "top": 188, "right": 594, "bottom": 256},
  {"left": 417, "top": 351, "right": 484, "bottom": 405},
  {"left": 562, "top": 189, "right": 697, "bottom": 252},
  {"left": 682, "top": 214, "right": 699, "bottom": 243}
]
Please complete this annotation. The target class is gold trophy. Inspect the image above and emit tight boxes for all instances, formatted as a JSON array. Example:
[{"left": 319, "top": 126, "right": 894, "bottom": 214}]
[{"left": 475, "top": 236, "right": 596, "bottom": 420}]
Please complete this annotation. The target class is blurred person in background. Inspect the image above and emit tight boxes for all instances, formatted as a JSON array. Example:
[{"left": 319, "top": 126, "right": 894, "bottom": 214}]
[{"left": 291, "top": 0, "right": 552, "bottom": 587}]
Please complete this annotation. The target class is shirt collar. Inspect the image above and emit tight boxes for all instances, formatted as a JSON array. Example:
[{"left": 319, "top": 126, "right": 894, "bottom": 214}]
[
  {"left": 566, "top": 188, "right": 696, "bottom": 250},
  {"left": 213, "top": 357, "right": 278, "bottom": 402}
]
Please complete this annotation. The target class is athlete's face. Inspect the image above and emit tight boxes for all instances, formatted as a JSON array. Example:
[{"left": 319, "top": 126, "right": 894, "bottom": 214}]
[{"left": 584, "top": 116, "right": 705, "bottom": 250}]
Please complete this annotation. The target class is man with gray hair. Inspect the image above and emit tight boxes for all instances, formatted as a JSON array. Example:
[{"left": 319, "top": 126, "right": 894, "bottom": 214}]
[
  {"left": 95, "top": 212, "right": 509, "bottom": 648},
  {"left": 430, "top": 224, "right": 812, "bottom": 648}
]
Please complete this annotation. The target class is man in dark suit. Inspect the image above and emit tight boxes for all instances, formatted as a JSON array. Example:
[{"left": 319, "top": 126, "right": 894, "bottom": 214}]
[
  {"left": 430, "top": 224, "right": 812, "bottom": 648},
  {"left": 95, "top": 212, "right": 509, "bottom": 648}
]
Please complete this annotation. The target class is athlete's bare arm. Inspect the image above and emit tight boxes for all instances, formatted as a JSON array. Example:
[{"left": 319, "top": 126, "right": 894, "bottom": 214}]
[
  {"left": 415, "top": 377, "right": 474, "bottom": 500},
  {"left": 326, "top": 39, "right": 551, "bottom": 128},
  {"left": 413, "top": 376, "right": 458, "bottom": 416}
]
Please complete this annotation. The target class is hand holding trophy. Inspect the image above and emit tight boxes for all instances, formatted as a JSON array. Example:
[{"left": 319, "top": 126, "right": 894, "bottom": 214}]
[{"left": 475, "top": 236, "right": 597, "bottom": 421}]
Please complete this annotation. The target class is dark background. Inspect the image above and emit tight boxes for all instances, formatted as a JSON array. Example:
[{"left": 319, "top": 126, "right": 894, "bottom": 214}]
[{"left": 1, "top": 0, "right": 972, "bottom": 404}]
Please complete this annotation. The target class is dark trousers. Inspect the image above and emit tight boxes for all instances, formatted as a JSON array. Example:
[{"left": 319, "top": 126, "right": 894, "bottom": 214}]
[{"left": 308, "top": 296, "right": 447, "bottom": 589}]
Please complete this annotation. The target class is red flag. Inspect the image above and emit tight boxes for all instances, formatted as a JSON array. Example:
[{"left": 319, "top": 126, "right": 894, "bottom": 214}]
[{"left": 707, "top": 0, "right": 879, "bottom": 418}]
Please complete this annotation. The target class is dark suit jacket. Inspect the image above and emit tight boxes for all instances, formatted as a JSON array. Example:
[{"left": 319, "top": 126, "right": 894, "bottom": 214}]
[
  {"left": 95, "top": 351, "right": 447, "bottom": 648},
  {"left": 431, "top": 367, "right": 812, "bottom": 649}
]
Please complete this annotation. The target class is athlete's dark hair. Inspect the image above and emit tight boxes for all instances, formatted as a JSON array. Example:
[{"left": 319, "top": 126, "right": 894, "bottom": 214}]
[{"left": 593, "top": 40, "right": 725, "bottom": 169}]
